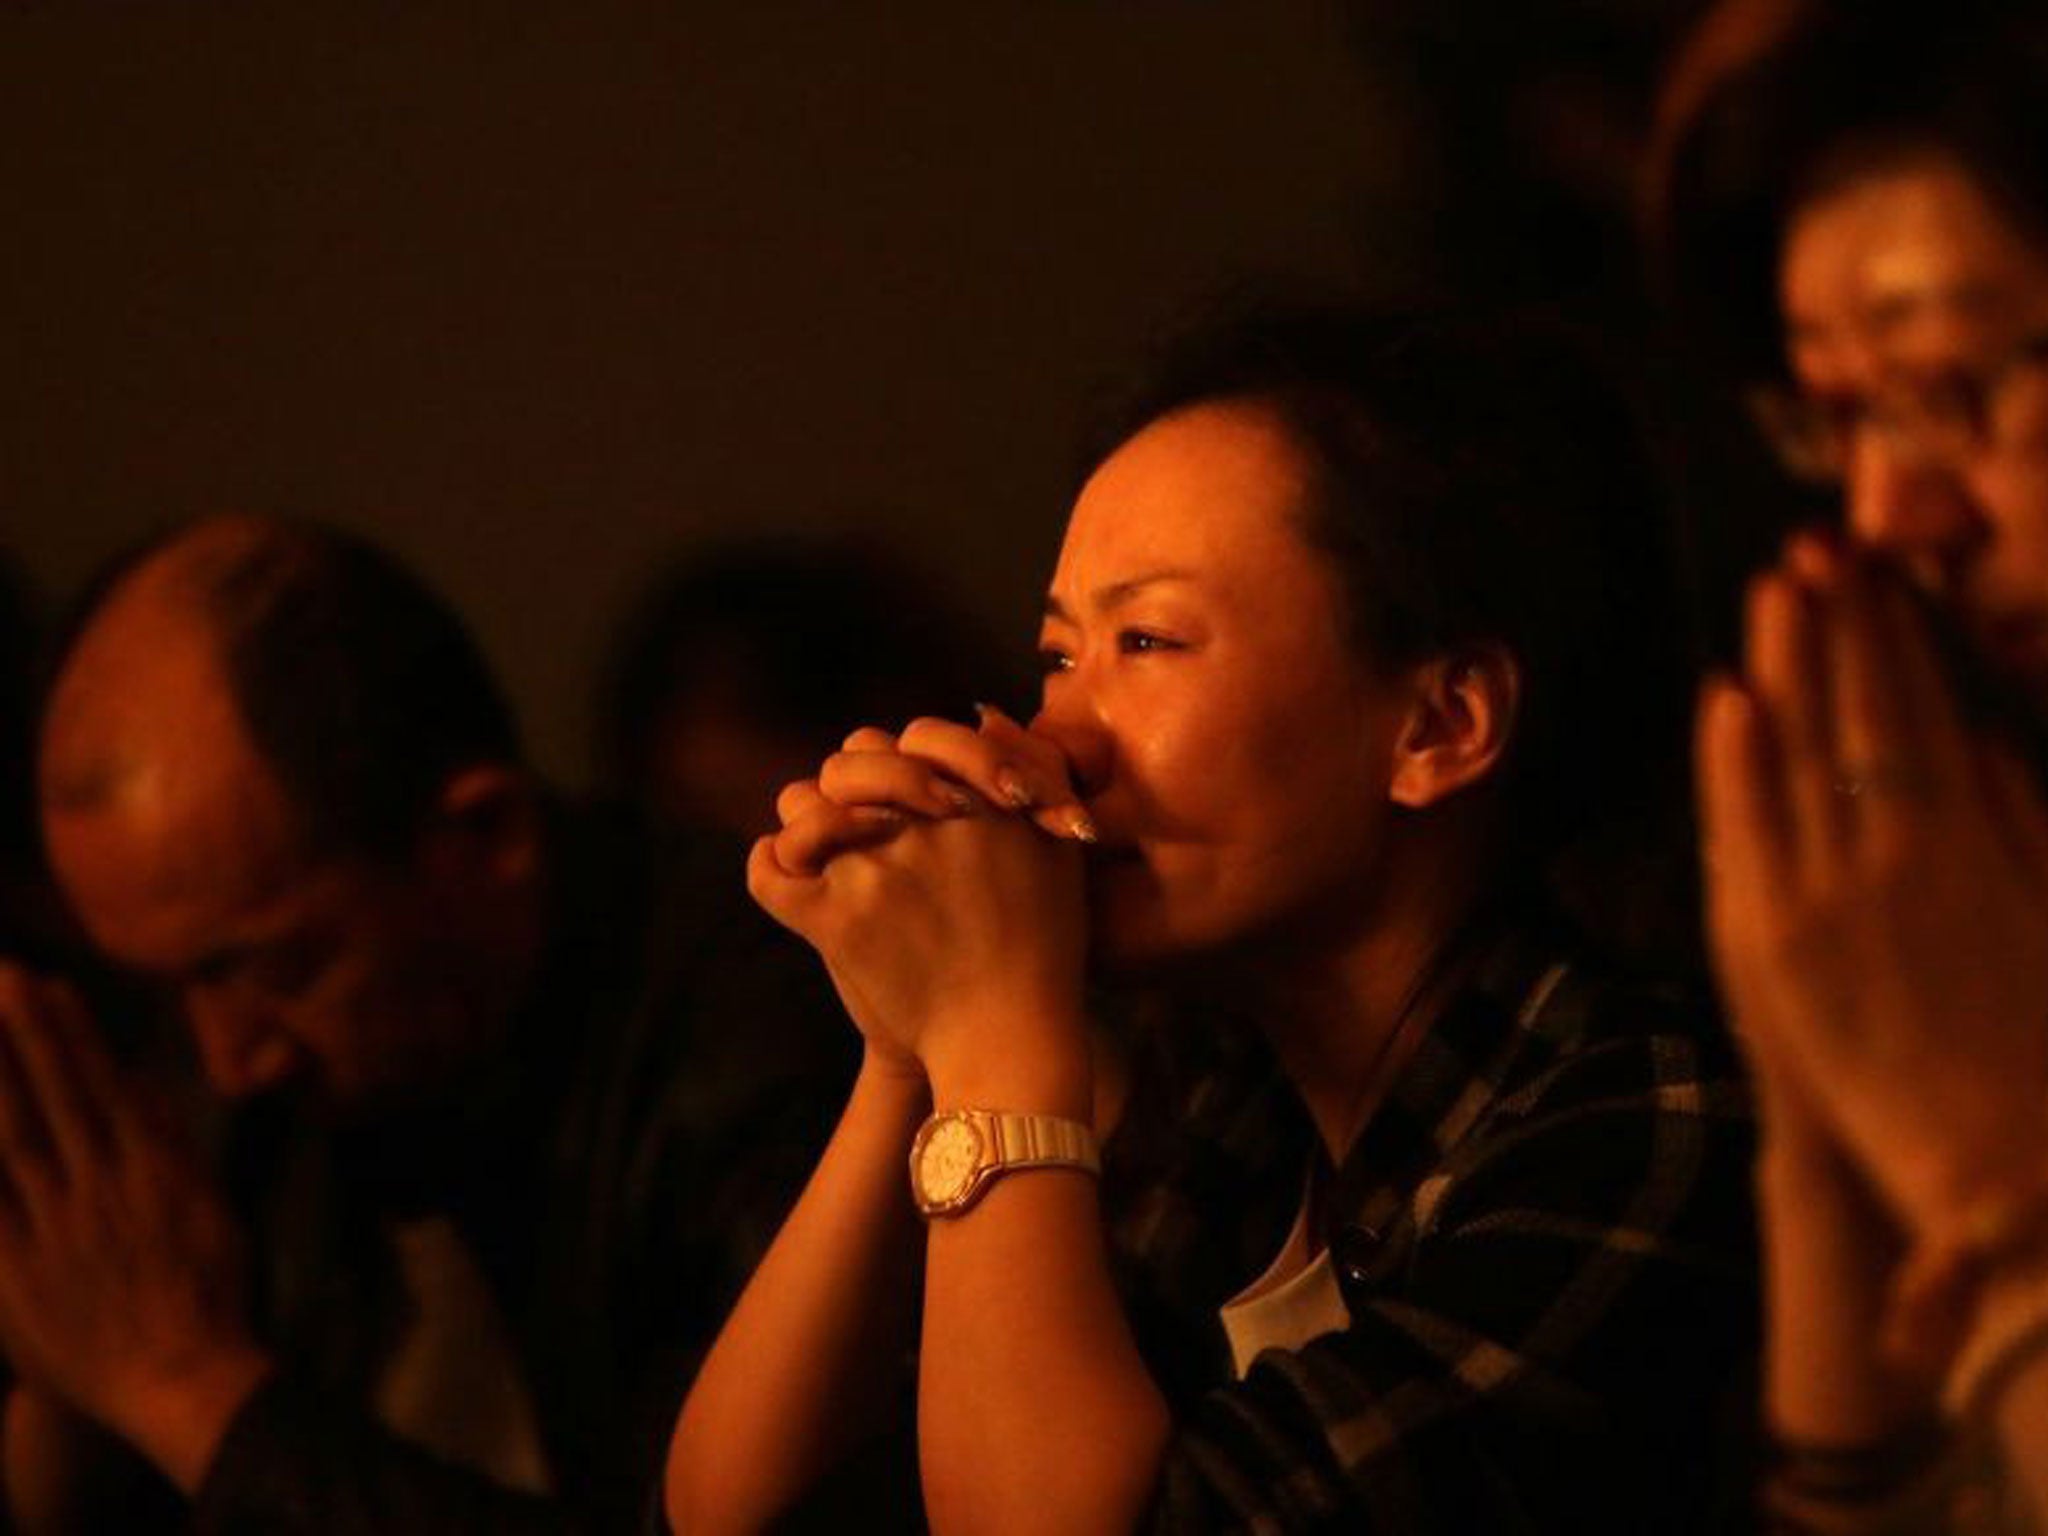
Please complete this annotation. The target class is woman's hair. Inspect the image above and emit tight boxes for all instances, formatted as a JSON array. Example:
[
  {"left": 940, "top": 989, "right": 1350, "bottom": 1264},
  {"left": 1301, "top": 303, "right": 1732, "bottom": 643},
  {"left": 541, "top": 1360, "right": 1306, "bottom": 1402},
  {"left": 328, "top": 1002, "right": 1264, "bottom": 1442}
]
[
  {"left": 1649, "top": 0, "right": 2048, "bottom": 384},
  {"left": 1078, "top": 303, "right": 1690, "bottom": 908}
]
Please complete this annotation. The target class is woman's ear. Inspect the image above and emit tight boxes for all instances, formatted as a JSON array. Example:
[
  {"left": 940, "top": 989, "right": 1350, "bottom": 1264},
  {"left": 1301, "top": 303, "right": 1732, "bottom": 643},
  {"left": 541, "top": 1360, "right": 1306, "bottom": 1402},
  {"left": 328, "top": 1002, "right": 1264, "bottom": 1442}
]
[
  {"left": 1387, "top": 645, "right": 1521, "bottom": 810},
  {"left": 421, "top": 764, "right": 545, "bottom": 891}
]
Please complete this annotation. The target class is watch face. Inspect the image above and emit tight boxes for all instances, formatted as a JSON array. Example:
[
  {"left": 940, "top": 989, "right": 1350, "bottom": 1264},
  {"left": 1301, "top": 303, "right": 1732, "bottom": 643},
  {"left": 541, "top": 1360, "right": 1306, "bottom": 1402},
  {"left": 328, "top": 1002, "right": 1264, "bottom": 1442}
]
[{"left": 917, "top": 1116, "right": 983, "bottom": 1208}]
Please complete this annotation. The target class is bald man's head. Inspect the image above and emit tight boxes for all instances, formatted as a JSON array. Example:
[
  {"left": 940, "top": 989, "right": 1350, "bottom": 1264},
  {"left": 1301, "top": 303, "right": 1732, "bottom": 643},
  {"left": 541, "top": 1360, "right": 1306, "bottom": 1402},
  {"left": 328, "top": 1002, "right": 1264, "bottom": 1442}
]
[
  {"left": 42, "top": 517, "right": 271, "bottom": 824},
  {"left": 37, "top": 517, "right": 540, "bottom": 1105},
  {"left": 43, "top": 515, "right": 520, "bottom": 861}
]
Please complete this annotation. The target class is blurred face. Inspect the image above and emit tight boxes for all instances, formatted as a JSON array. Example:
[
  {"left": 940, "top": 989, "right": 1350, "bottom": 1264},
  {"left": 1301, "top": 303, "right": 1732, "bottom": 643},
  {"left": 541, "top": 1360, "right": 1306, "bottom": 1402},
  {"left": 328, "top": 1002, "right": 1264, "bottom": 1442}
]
[
  {"left": 41, "top": 646, "right": 503, "bottom": 1113},
  {"left": 646, "top": 680, "right": 821, "bottom": 840},
  {"left": 1032, "top": 399, "right": 1415, "bottom": 972},
  {"left": 1778, "top": 154, "right": 2048, "bottom": 711}
]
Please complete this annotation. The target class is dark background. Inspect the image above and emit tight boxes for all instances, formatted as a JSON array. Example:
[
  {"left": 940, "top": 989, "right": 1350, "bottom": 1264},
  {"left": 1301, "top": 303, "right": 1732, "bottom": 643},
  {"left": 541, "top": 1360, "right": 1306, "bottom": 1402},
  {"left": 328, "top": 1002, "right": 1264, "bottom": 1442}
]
[{"left": 0, "top": 0, "right": 1705, "bottom": 784}]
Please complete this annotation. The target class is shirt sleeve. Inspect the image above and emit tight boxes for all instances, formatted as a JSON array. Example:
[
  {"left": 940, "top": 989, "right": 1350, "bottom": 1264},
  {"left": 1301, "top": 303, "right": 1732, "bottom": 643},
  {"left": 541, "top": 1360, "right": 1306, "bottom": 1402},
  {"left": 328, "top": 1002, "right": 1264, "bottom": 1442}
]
[{"left": 1143, "top": 1030, "right": 1759, "bottom": 1534}]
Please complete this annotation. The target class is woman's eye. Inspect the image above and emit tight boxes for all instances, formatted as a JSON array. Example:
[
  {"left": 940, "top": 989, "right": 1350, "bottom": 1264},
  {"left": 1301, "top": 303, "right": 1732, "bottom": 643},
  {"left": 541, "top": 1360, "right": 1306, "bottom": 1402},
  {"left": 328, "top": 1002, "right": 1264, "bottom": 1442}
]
[
  {"left": 1117, "top": 630, "right": 1181, "bottom": 655},
  {"left": 1037, "top": 645, "right": 1073, "bottom": 675}
]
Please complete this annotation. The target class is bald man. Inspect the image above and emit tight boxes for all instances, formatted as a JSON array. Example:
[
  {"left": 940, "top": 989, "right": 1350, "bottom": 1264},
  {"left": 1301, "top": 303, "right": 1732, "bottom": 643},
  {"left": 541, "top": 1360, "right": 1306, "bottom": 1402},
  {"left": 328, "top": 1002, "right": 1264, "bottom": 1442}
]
[{"left": 2, "top": 517, "right": 850, "bottom": 1532}]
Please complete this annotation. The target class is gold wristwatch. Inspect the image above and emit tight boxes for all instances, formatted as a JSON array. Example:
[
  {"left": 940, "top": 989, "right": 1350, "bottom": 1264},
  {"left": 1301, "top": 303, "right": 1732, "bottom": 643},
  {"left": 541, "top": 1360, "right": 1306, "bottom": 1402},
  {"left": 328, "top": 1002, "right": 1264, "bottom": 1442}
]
[{"left": 908, "top": 1108, "right": 1101, "bottom": 1217}]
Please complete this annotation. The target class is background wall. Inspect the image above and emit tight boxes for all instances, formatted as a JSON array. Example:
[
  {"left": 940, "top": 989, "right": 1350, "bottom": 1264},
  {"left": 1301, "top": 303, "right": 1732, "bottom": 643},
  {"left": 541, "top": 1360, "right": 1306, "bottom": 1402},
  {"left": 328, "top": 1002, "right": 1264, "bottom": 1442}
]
[{"left": 0, "top": 1, "right": 1430, "bottom": 782}]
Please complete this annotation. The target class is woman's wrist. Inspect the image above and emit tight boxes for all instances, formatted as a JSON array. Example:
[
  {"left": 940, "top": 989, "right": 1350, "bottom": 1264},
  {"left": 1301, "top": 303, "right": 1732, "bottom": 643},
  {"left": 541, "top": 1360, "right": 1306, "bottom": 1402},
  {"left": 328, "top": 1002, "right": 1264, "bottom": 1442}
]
[
  {"left": 852, "top": 1045, "right": 934, "bottom": 1117},
  {"left": 856, "top": 1038, "right": 929, "bottom": 1090},
  {"left": 923, "top": 1007, "right": 1094, "bottom": 1123}
]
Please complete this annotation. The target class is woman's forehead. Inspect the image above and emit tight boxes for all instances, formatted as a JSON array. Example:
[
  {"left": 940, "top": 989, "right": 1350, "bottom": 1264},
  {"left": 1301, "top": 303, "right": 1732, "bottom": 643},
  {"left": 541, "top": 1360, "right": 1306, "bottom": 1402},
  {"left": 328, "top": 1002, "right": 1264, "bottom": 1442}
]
[
  {"left": 1781, "top": 158, "right": 2048, "bottom": 357},
  {"left": 1053, "top": 402, "right": 1322, "bottom": 586}
]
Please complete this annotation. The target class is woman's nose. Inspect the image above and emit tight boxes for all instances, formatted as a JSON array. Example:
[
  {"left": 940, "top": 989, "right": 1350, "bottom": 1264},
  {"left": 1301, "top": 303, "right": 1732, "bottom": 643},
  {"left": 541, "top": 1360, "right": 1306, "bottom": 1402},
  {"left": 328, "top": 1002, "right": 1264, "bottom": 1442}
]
[
  {"left": 1029, "top": 688, "right": 1113, "bottom": 800},
  {"left": 1845, "top": 430, "right": 1989, "bottom": 568}
]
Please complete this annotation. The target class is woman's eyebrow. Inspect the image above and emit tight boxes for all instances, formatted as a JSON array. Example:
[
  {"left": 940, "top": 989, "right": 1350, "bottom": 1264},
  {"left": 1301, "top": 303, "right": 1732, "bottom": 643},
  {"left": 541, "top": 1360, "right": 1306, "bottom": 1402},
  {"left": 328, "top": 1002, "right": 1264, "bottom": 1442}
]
[
  {"left": 1787, "top": 278, "right": 2011, "bottom": 351},
  {"left": 1042, "top": 570, "right": 1197, "bottom": 621},
  {"left": 1858, "top": 279, "right": 2008, "bottom": 340}
]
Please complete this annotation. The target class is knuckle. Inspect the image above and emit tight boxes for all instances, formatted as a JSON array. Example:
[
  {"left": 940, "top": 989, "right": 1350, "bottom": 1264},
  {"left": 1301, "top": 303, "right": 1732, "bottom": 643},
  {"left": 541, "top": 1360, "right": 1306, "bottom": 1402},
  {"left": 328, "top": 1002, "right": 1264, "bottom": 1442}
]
[
  {"left": 745, "top": 838, "right": 781, "bottom": 900},
  {"left": 896, "top": 717, "right": 976, "bottom": 763},
  {"left": 894, "top": 716, "right": 948, "bottom": 751},
  {"left": 772, "top": 823, "right": 815, "bottom": 874},
  {"left": 774, "top": 778, "right": 819, "bottom": 823},
  {"left": 817, "top": 754, "right": 877, "bottom": 801}
]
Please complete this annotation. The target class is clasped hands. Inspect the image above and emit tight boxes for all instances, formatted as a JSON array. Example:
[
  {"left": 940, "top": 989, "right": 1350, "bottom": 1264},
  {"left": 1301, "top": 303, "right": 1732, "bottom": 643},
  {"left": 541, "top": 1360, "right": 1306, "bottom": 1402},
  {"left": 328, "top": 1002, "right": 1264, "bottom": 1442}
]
[
  {"left": 748, "top": 706, "right": 1099, "bottom": 1099},
  {"left": 1700, "top": 531, "right": 2048, "bottom": 1253},
  {"left": 0, "top": 962, "right": 268, "bottom": 1489}
]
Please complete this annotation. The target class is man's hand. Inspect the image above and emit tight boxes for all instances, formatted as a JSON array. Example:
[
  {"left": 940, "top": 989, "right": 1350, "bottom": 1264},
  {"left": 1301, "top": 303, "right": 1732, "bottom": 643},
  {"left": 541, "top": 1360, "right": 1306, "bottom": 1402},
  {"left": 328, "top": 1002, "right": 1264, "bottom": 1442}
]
[
  {"left": 0, "top": 964, "right": 271, "bottom": 1493},
  {"left": 1699, "top": 537, "right": 2048, "bottom": 1234}
]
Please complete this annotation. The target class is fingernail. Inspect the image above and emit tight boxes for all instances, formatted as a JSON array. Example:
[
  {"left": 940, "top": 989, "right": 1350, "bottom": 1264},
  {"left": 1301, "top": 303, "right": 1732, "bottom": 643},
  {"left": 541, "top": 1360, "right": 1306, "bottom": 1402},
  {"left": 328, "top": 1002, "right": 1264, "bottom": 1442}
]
[
  {"left": 852, "top": 806, "right": 905, "bottom": 825},
  {"left": 997, "top": 769, "right": 1035, "bottom": 809},
  {"left": 942, "top": 787, "right": 976, "bottom": 814},
  {"left": 1067, "top": 809, "right": 1098, "bottom": 844}
]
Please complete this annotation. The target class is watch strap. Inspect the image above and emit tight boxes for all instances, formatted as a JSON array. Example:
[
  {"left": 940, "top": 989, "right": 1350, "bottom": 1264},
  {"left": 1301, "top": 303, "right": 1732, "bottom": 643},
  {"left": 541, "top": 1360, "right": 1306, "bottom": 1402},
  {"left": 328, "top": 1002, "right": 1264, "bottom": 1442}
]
[{"left": 980, "top": 1109, "right": 1101, "bottom": 1177}]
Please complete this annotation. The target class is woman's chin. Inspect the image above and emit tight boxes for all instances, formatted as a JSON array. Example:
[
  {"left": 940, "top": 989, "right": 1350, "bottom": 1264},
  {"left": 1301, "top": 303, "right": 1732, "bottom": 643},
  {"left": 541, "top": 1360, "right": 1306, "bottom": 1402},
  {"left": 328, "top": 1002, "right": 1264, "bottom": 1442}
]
[
  {"left": 1085, "top": 867, "right": 1219, "bottom": 978},
  {"left": 1085, "top": 878, "right": 1175, "bottom": 977}
]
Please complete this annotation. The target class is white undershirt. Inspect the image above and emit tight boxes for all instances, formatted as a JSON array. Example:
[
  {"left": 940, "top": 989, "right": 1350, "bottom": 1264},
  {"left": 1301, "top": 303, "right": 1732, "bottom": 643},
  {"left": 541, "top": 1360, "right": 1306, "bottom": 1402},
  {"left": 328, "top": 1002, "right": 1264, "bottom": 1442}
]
[
  {"left": 1218, "top": 1190, "right": 1352, "bottom": 1380},
  {"left": 374, "top": 1215, "right": 554, "bottom": 1494}
]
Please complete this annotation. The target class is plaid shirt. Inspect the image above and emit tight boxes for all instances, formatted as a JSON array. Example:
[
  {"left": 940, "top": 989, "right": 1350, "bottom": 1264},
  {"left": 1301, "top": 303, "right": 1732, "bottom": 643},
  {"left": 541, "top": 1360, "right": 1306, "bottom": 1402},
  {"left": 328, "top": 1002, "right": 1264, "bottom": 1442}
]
[{"left": 1102, "top": 911, "right": 1759, "bottom": 1534}]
